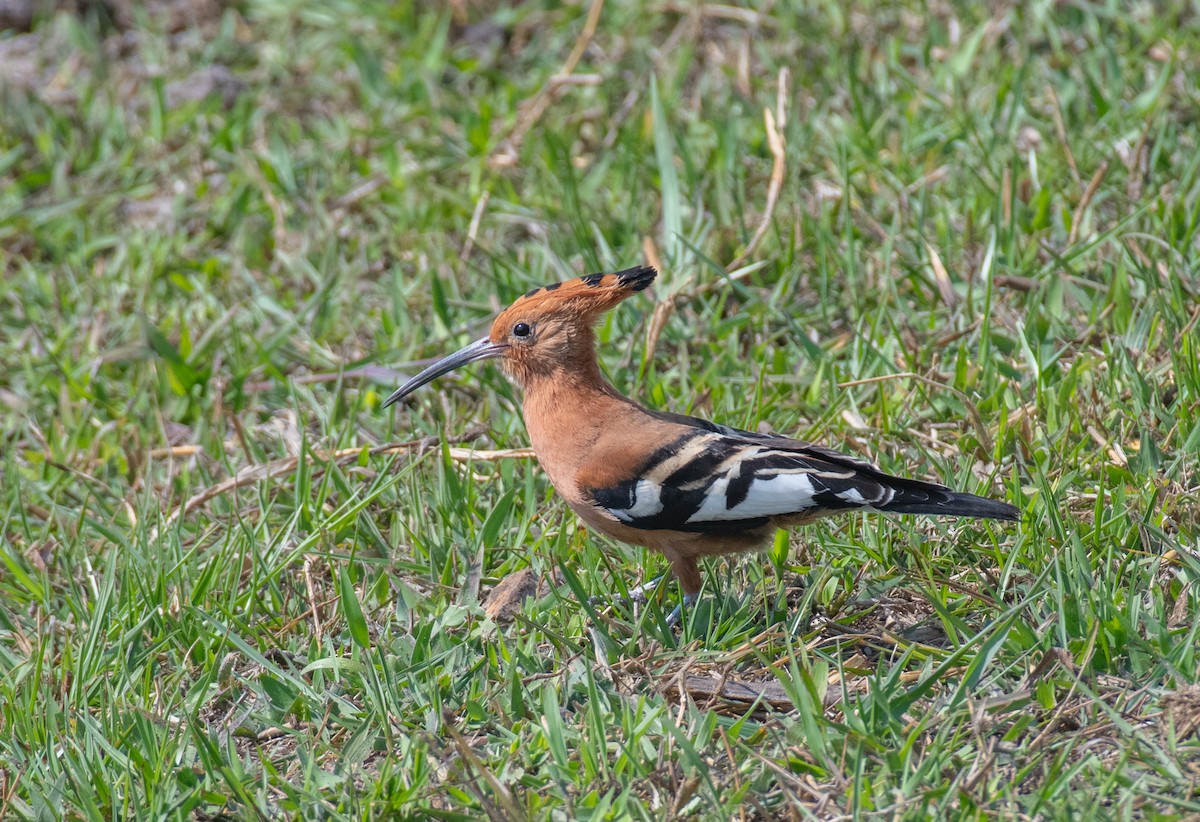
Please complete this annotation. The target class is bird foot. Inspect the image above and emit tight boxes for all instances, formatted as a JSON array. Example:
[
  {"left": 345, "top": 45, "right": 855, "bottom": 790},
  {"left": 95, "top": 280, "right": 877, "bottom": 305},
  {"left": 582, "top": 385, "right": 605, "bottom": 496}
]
[
  {"left": 589, "top": 573, "right": 667, "bottom": 608},
  {"left": 665, "top": 592, "right": 699, "bottom": 628}
]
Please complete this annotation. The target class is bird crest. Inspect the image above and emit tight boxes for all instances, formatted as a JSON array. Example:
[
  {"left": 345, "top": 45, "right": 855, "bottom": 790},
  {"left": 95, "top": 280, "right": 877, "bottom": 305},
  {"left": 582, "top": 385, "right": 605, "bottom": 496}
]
[{"left": 501, "top": 265, "right": 657, "bottom": 323}]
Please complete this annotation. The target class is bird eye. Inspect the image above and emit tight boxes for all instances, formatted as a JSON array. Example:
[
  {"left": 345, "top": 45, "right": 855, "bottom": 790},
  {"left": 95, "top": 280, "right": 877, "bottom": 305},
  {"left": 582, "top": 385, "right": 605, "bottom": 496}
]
[{"left": 512, "top": 322, "right": 532, "bottom": 338}]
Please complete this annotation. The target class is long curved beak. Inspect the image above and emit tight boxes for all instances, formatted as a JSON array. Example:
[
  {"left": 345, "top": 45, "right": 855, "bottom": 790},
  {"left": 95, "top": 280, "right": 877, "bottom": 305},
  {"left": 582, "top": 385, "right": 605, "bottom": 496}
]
[{"left": 381, "top": 337, "right": 507, "bottom": 409}]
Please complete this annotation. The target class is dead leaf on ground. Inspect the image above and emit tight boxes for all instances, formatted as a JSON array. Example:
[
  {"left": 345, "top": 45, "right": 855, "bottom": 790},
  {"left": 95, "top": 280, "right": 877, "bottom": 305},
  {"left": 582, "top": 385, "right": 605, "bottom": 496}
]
[{"left": 483, "top": 569, "right": 543, "bottom": 622}]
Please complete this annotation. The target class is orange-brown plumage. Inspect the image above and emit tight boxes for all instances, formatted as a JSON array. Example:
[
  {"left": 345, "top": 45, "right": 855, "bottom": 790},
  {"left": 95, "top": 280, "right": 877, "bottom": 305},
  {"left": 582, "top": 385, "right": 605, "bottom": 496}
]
[{"left": 384, "top": 265, "right": 1019, "bottom": 619}]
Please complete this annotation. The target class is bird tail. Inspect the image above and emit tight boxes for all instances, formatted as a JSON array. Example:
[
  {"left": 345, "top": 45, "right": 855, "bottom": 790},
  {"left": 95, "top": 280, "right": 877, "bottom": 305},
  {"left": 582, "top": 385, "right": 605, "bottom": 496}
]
[{"left": 877, "top": 478, "right": 1020, "bottom": 522}]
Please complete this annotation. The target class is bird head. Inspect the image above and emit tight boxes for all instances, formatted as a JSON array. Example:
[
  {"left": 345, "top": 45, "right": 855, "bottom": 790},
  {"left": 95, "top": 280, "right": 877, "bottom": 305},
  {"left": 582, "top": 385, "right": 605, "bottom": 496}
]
[{"left": 381, "top": 265, "right": 656, "bottom": 408}]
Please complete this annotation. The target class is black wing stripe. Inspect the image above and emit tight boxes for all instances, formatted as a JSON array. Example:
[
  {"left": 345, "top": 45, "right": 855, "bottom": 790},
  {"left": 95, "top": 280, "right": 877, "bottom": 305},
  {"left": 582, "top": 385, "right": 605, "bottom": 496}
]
[{"left": 725, "top": 461, "right": 755, "bottom": 509}]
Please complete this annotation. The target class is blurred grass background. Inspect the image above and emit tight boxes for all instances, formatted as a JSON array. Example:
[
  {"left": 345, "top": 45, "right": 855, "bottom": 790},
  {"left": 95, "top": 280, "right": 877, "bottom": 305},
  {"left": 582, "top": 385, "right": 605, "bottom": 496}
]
[{"left": 2, "top": 0, "right": 1199, "bottom": 817}]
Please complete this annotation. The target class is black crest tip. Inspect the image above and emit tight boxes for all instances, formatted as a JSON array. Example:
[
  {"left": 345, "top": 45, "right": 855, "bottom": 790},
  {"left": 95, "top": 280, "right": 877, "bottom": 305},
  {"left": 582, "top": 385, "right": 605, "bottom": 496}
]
[{"left": 614, "top": 265, "right": 657, "bottom": 291}]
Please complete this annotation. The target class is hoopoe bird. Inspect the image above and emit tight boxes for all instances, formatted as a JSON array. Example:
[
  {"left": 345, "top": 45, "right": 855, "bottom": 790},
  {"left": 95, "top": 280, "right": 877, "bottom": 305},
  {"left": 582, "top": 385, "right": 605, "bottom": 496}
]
[{"left": 383, "top": 266, "right": 1020, "bottom": 621}]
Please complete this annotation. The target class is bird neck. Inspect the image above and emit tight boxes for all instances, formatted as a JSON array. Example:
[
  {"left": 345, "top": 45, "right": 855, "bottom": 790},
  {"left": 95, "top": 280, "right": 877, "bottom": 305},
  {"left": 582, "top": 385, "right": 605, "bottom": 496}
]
[
  {"left": 521, "top": 354, "right": 625, "bottom": 408},
  {"left": 519, "top": 351, "right": 641, "bottom": 469}
]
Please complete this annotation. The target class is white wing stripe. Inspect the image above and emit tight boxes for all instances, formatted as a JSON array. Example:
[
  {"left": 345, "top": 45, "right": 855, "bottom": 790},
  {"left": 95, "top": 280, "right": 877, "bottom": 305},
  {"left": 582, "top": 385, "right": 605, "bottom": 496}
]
[
  {"left": 837, "top": 488, "right": 867, "bottom": 504},
  {"left": 686, "top": 473, "right": 818, "bottom": 523},
  {"left": 611, "top": 479, "right": 664, "bottom": 522}
]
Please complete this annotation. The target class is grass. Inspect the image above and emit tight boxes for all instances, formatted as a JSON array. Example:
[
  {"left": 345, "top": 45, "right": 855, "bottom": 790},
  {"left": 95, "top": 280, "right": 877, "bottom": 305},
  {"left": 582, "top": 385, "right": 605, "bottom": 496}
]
[{"left": 2, "top": 0, "right": 1200, "bottom": 817}]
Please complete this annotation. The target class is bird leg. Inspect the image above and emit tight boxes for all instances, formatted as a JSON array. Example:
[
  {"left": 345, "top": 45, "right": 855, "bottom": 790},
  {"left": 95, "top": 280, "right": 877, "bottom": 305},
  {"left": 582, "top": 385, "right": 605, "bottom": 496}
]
[{"left": 663, "top": 555, "right": 703, "bottom": 627}]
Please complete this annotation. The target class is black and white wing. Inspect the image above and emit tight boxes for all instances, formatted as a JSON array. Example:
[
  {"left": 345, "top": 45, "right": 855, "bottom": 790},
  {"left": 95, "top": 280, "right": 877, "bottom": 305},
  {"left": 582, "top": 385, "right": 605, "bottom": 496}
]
[{"left": 586, "top": 428, "right": 902, "bottom": 534}]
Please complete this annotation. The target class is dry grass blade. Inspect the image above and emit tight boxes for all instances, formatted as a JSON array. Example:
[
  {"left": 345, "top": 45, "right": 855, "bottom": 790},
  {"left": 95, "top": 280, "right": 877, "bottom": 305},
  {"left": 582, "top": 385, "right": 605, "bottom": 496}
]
[
  {"left": 241, "top": 365, "right": 411, "bottom": 393},
  {"left": 642, "top": 298, "right": 675, "bottom": 366},
  {"left": 638, "top": 234, "right": 673, "bottom": 359},
  {"left": 1067, "top": 160, "right": 1109, "bottom": 246},
  {"left": 925, "top": 242, "right": 959, "bottom": 307},
  {"left": 727, "top": 100, "right": 786, "bottom": 271},
  {"left": 327, "top": 173, "right": 388, "bottom": 212},
  {"left": 148, "top": 445, "right": 203, "bottom": 459},
  {"left": 302, "top": 556, "right": 323, "bottom": 640},
  {"left": 1046, "top": 84, "right": 1080, "bottom": 184},
  {"left": 652, "top": 2, "right": 777, "bottom": 27},
  {"left": 460, "top": 189, "right": 491, "bottom": 259},
  {"left": 1181, "top": 302, "right": 1200, "bottom": 337},
  {"left": 447, "top": 446, "right": 536, "bottom": 462}
]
